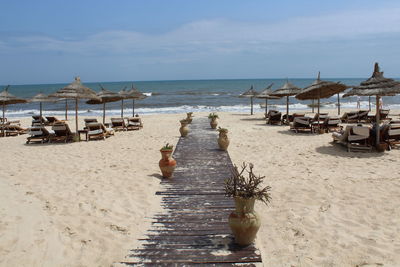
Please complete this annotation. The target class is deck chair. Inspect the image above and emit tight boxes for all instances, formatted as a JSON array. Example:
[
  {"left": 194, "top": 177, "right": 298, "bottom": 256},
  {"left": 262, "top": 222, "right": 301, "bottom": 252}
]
[
  {"left": 347, "top": 126, "right": 372, "bottom": 152},
  {"left": 341, "top": 111, "right": 358, "bottom": 123},
  {"left": 110, "top": 118, "right": 127, "bottom": 131},
  {"left": 50, "top": 122, "right": 73, "bottom": 143},
  {"left": 313, "top": 113, "right": 328, "bottom": 122},
  {"left": 332, "top": 125, "right": 352, "bottom": 144},
  {"left": 380, "top": 109, "right": 390, "bottom": 120},
  {"left": 357, "top": 110, "right": 369, "bottom": 122},
  {"left": 86, "top": 122, "right": 114, "bottom": 140},
  {"left": 267, "top": 110, "right": 282, "bottom": 125},
  {"left": 127, "top": 117, "right": 143, "bottom": 129},
  {"left": 290, "top": 117, "right": 312, "bottom": 133},
  {"left": 84, "top": 118, "right": 98, "bottom": 124},
  {"left": 385, "top": 123, "right": 400, "bottom": 149},
  {"left": 32, "top": 115, "right": 49, "bottom": 126},
  {"left": 46, "top": 116, "right": 62, "bottom": 125},
  {"left": 3, "top": 123, "right": 27, "bottom": 136},
  {"left": 282, "top": 113, "right": 305, "bottom": 124},
  {"left": 323, "top": 116, "right": 342, "bottom": 133},
  {"left": 26, "top": 126, "right": 52, "bottom": 144}
]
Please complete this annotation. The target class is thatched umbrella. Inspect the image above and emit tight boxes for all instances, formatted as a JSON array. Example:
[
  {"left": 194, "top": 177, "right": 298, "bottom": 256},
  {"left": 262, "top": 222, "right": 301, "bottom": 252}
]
[
  {"left": 255, "top": 83, "right": 279, "bottom": 115},
  {"left": 296, "top": 72, "right": 348, "bottom": 115},
  {"left": 343, "top": 63, "right": 400, "bottom": 146},
  {"left": 30, "top": 93, "right": 57, "bottom": 123},
  {"left": 0, "top": 85, "right": 27, "bottom": 136},
  {"left": 86, "top": 85, "right": 122, "bottom": 124},
  {"left": 270, "top": 80, "right": 302, "bottom": 124},
  {"left": 127, "top": 85, "right": 147, "bottom": 116},
  {"left": 239, "top": 85, "right": 258, "bottom": 115},
  {"left": 49, "top": 77, "right": 100, "bottom": 134}
]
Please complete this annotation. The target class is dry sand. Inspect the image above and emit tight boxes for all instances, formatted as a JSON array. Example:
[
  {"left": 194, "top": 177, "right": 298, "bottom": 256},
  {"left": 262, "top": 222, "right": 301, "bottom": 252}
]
[{"left": 1, "top": 109, "right": 400, "bottom": 266}]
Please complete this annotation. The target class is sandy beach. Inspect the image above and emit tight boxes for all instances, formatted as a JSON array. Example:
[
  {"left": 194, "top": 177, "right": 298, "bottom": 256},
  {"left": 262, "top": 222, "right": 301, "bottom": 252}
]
[{"left": 1, "top": 109, "right": 400, "bottom": 266}]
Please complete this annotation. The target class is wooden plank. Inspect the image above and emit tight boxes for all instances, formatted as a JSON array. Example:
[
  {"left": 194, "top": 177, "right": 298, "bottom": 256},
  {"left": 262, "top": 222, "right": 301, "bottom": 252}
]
[{"left": 116, "top": 118, "right": 263, "bottom": 266}]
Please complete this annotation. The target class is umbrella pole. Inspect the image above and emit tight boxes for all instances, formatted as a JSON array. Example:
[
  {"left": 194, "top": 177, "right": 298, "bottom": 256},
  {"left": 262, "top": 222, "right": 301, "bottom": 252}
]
[
  {"left": 250, "top": 97, "right": 253, "bottom": 115},
  {"left": 265, "top": 99, "right": 268, "bottom": 117},
  {"left": 40, "top": 102, "right": 43, "bottom": 128},
  {"left": 312, "top": 99, "right": 315, "bottom": 113},
  {"left": 121, "top": 99, "right": 124, "bottom": 118},
  {"left": 376, "top": 96, "right": 381, "bottom": 147},
  {"left": 337, "top": 93, "right": 340, "bottom": 115},
  {"left": 132, "top": 99, "right": 135, "bottom": 117},
  {"left": 2, "top": 103, "right": 5, "bottom": 137},
  {"left": 75, "top": 98, "right": 78, "bottom": 135},
  {"left": 369, "top": 96, "right": 371, "bottom": 111},
  {"left": 65, "top": 99, "right": 68, "bottom": 120},
  {"left": 286, "top": 96, "right": 289, "bottom": 125},
  {"left": 103, "top": 102, "right": 106, "bottom": 125}
]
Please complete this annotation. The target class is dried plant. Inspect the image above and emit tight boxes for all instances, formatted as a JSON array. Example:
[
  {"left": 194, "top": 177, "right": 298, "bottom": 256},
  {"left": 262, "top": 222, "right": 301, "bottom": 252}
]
[
  {"left": 225, "top": 162, "right": 271, "bottom": 205},
  {"left": 217, "top": 127, "right": 228, "bottom": 133},
  {"left": 208, "top": 112, "right": 219, "bottom": 119},
  {"left": 161, "top": 143, "right": 173, "bottom": 150}
]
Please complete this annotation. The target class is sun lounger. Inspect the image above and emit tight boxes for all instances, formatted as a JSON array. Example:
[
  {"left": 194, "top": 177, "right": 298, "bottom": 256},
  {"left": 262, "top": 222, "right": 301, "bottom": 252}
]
[
  {"left": 111, "top": 118, "right": 138, "bottom": 131},
  {"left": 86, "top": 122, "right": 114, "bottom": 140},
  {"left": 383, "top": 123, "right": 400, "bottom": 149},
  {"left": 323, "top": 116, "right": 342, "bottom": 133},
  {"left": 380, "top": 109, "right": 390, "bottom": 120},
  {"left": 357, "top": 110, "right": 370, "bottom": 123},
  {"left": 50, "top": 122, "right": 73, "bottom": 143},
  {"left": 282, "top": 113, "right": 305, "bottom": 124},
  {"left": 46, "top": 116, "right": 62, "bottom": 125},
  {"left": 32, "top": 115, "right": 49, "bottom": 126},
  {"left": 2, "top": 123, "right": 27, "bottom": 136},
  {"left": 340, "top": 111, "right": 359, "bottom": 123},
  {"left": 26, "top": 126, "right": 52, "bottom": 144},
  {"left": 290, "top": 117, "right": 312, "bottom": 133},
  {"left": 127, "top": 117, "right": 143, "bottom": 128},
  {"left": 347, "top": 126, "right": 372, "bottom": 152},
  {"left": 313, "top": 113, "right": 328, "bottom": 122},
  {"left": 84, "top": 118, "right": 98, "bottom": 124},
  {"left": 266, "top": 110, "right": 281, "bottom": 125}
]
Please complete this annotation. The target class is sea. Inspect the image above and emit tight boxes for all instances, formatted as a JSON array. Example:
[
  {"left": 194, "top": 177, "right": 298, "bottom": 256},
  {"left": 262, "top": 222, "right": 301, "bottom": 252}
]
[{"left": 2, "top": 78, "right": 400, "bottom": 118}]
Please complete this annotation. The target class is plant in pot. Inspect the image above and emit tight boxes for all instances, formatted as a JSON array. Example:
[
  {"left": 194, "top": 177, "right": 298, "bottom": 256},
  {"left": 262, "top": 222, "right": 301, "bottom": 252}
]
[
  {"left": 186, "top": 112, "right": 193, "bottom": 123},
  {"left": 179, "top": 119, "right": 189, "bottom": 137},
  {"left": 208, "top": 113, "right": 219, "bottom": 129},
  {"left": 217, "top": 127, "right": 229, "bottom": 151},
  {"left": 225, "top": 162, "right": 271, "bottom": 246},
  {"left": 159, "top": 143, "right": 177, "bottom": 178}
]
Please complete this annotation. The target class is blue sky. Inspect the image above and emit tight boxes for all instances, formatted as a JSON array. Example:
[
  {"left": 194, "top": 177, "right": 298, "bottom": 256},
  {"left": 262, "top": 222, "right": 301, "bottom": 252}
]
[{"left": 1, "top": 0, "right": 400, "bottom": 84}]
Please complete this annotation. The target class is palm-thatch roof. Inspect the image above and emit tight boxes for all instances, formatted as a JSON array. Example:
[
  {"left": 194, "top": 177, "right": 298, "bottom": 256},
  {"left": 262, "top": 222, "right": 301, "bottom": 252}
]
[
  {"left": 86, "top": 85, "right": 122, "bottom": 104},
  {"left": 239, "top": 85, "right": 258, "bottom": 97},
  {"left": 0, "top": 86, "right": 27, "bottom": 105},
  {"left": 127, "top": 85, "right": 147, "bottom": 100},
  {"left": 296, "top": 73, "right": 348, "bottom": 100},
  {"left": 256, "top": 83, "right": 280, "bottom": 99},
  {"left": 29, "top": 93, "right": 57, "bottom": 103},
  {"left": 343, "top": 63, "right": 400, "bottom": 97},
  {"left": 270, "top": 80, "right": 302, "bottom": 97},
  {"left": 49, "top": 77, "right": 99, "bottom": 100}
]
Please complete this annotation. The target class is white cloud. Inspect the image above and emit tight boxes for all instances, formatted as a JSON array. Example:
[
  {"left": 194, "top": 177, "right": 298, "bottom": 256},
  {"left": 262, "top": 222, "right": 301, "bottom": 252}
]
[{"left": 2, "top": 6, "right": 400, "bottom": 59}]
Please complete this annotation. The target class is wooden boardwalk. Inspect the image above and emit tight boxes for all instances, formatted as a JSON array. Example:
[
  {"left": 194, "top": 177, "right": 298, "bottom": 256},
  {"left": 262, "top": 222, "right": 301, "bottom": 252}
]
[{"left": 116, "top": 117, "right": 263, "bottom": 266}]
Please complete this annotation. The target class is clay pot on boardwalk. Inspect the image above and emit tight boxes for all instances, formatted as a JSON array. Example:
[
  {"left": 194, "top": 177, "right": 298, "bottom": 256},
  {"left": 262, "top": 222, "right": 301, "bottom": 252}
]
[
  {"left": 228, "top": 197, "right": 261, "bottom": 246},
  {"left": 210, "top": 118, "right": 218, "bottom": 129},
  {"left": 186, "top": 112, "right": 193, "bottom": 123},
  {"left": 159, "top": 149, "right": 176, "bottom": 178},
  {"left": 218, "top": 129, "right": 229, "bottom": 150},
  {"left": 179, "top": 119, "right": 189, "bottom": 137}
]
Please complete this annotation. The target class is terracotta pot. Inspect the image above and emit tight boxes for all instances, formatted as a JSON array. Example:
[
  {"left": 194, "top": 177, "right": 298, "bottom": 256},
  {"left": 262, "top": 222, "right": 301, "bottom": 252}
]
[
  {"left": 210, "top": 118, "right": 218, "bottom": 129},
  {"left": 228, "top": 197, "right": 261, "bottom": 246},
  {"left": 159, "top": 149, "right": 176, "bottom": 178},
  {"left": 218, "top": 131, "right": 229, "bottom": 150},
  {"left": 186, "top": 113, "right": 193, "bottom": 123},
  {"left": 179, "top": 121, "right": 189, "bottom": 137}
]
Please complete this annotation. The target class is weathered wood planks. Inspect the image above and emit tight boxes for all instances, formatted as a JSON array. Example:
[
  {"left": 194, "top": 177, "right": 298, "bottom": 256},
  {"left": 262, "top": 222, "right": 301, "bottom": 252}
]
[{"left": 116, "top": 117, "right": 263, "bottom": 266}]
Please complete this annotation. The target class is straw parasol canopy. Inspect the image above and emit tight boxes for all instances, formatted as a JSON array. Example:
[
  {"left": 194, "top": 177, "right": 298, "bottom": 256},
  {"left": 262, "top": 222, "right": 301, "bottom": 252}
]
[
  {"left": 0, "top": 85, "right": 27, "bottom": 136},
  {"left": 86, "top": 85, "right": 122, "bottom": 124},
  {"left": 49, "top": 77, "right": 100, "bottom": 134},
  {"left": 270, "top": 80, "right": 302, "bottom": 124},
  {"left": 296, "top": 72, "right": 348, "bottom": 115},
  {"left": 239, "top": 85, "right": 258, "bottom": 115},
  {"left": 343, "top": 62, "right": 400, "bottom": 146},
  {"left": 29, "top": 93, "right": 57, "bottom": 122},
  {"left": 127, "top": 84, "right": 147, "bottom": 116},
  {"left": 255, "top": 83, "right": 279, "bottom": 115}
]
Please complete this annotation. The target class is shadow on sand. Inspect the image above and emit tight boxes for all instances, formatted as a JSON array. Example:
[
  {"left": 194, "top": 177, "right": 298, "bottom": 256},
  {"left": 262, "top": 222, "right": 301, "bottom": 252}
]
[{"left": 315, "top": 143, "right": 385, "bottom": 158}]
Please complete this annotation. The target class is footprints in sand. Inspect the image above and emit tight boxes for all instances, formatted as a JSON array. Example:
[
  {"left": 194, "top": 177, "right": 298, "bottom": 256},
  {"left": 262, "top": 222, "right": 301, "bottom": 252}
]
[
  {"left": 319, "top": 203, "right": 331, "bottom": 212},
  {"left": 109, "top": 224, "right": 128, "bottom": 234}
]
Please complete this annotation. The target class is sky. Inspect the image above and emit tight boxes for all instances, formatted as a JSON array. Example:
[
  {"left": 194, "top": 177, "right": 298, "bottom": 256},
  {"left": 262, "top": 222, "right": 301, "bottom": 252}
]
[{"left": 1, "top": 0, "right": 400, "bottom": 84}]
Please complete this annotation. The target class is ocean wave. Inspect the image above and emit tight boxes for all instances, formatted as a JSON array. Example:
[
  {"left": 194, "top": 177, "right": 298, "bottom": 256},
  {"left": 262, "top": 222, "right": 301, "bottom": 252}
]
[{"left": 3, "top": 101, "right": 396, "bottom": 117}]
